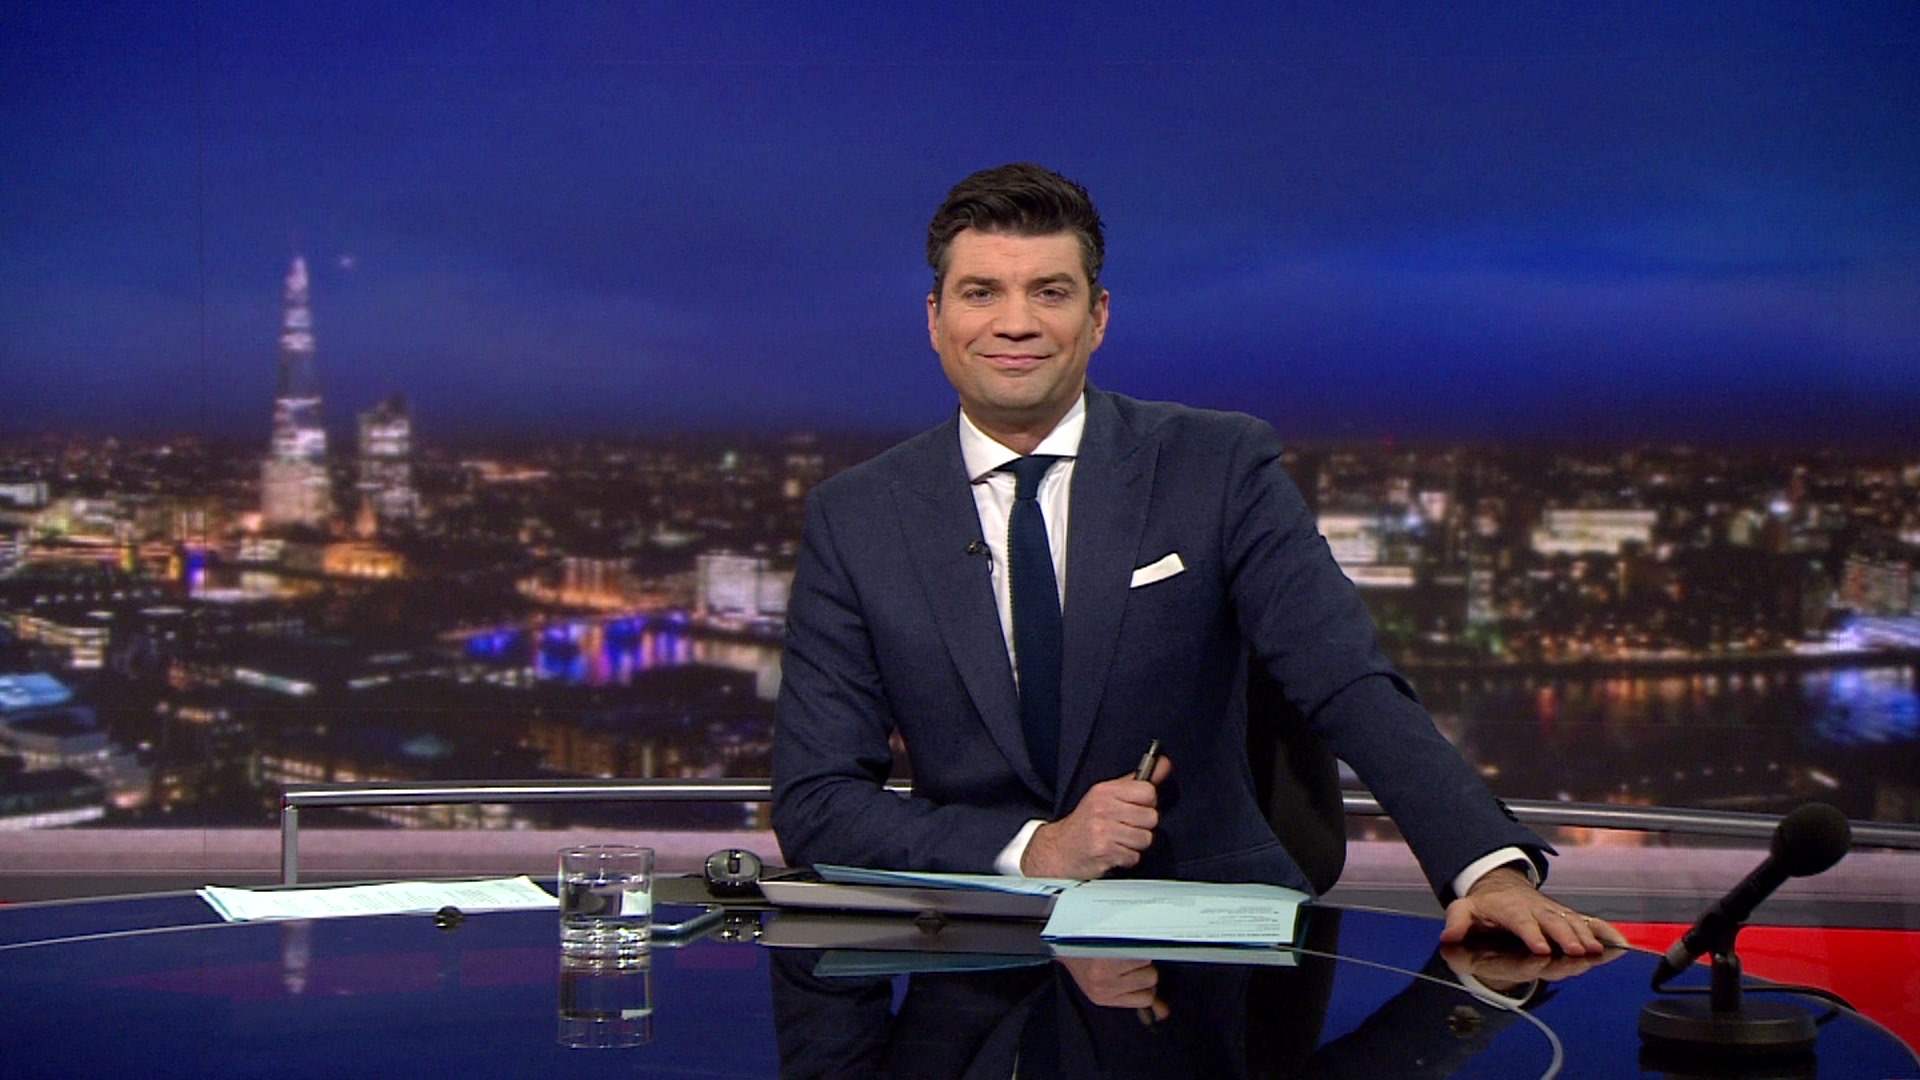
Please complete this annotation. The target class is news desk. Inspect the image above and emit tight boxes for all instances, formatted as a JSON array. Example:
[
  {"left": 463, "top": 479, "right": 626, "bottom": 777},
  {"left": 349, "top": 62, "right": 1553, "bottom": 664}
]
[{"left": 1, "top": 882, "right": 1913, "bottom": 1079}]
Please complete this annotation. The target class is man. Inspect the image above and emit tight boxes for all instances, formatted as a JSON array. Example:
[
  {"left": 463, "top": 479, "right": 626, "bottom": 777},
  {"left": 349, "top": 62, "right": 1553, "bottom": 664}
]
[
  {"left": 772, "top": 163, "right": 1623, "bottom": 955},
  {"left": 769, "top": 914, "right": 1619, "bottom": 1078}
]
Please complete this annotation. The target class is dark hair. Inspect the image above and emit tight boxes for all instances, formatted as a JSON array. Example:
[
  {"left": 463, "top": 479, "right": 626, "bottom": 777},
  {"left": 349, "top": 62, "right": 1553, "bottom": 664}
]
[{"left": 926, "top": 163, "right": 1105, "bottom": 301}]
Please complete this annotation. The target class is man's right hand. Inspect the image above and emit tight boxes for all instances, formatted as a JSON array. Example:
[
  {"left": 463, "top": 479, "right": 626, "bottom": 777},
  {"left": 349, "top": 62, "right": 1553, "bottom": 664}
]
[
  {"left": 1058, "top": 956, "right": 1170, "bottom": 1021},
  {"left": 1021, "top": 755, "right": 1171, "bottom": 879}
]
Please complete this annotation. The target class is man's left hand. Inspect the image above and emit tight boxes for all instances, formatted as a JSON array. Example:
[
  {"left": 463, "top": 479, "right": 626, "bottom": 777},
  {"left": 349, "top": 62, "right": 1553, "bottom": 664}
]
[{"left": 1439, "top": 865, "right": 1629, "bottom": 957}]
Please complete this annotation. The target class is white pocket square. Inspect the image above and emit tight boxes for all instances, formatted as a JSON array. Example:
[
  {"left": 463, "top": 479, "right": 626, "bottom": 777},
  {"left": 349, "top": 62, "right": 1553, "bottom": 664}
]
[{"left": 1129, "top": 552, "right": 1186, "bottom": 588}]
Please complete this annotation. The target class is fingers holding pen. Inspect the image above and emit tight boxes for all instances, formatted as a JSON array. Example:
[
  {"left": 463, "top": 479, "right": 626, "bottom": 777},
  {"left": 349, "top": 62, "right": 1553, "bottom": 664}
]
[{"left": 1022, "top": 752, "right": 1171, "bottom": 879}]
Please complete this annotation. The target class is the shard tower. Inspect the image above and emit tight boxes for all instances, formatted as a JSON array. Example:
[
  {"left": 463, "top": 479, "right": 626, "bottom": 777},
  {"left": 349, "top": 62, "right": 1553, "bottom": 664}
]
[{"left": 260, "top": 255, "right": 332, "bottom": 530}]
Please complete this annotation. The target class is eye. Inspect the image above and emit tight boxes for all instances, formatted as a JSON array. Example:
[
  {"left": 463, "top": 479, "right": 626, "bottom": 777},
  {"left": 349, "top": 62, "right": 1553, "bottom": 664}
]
[
  {"left": 959, "top": 286, "right": 995, "bottom": 304},
  {"left": 1035, "top": 285, "right": 1071, "bottom": 304}
]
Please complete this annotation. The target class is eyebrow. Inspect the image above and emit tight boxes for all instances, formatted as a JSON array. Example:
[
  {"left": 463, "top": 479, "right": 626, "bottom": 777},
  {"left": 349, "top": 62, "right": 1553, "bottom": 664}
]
[{"left": 950, "top": 272, "right": 1080, "bottom": 292}]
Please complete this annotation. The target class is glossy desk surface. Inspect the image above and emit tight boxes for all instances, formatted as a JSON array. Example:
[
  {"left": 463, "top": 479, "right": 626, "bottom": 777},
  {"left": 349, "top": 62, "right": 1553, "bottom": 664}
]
[{"left": 0, "top": 888, "right": 1913, "bottom": 1079}]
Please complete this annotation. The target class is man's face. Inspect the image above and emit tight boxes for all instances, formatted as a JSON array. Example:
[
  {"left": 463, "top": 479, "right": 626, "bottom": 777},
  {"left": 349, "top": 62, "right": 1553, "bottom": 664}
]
[{"left": 928, "top": 229, "right": 1109, "bottom": 452}]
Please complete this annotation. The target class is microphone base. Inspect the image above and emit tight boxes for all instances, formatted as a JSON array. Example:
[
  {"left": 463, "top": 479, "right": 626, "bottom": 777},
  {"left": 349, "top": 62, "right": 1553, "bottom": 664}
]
[{"left": 1639, "top": 996, "right": 1818, "bottom": 1057}]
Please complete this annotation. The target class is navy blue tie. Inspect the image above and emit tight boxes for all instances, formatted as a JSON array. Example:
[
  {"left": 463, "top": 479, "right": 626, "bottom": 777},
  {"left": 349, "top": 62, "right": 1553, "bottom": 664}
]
[{"left": 1003, "top": 455, "right": 1064, "bottom": 789}]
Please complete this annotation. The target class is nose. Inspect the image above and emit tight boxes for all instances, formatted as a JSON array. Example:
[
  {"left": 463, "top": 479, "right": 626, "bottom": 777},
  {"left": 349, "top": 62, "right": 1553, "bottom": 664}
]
[{"left": 990, "top": 296, "right": 1041, "bottom": 339}]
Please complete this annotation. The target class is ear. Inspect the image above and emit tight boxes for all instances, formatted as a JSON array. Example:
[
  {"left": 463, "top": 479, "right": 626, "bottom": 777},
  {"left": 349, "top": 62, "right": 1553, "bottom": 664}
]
[
  {"left": 926, "top": 291, "right": 941, "bottom": 350},
  {"left": 1089, "top": 287, "right": 1110, "bottom": 349}
]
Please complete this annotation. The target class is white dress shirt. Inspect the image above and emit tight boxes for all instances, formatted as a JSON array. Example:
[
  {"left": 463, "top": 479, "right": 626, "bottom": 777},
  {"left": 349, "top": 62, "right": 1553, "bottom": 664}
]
[{"left": 957, "top": 396, "right": 1084, "bottom": 668}]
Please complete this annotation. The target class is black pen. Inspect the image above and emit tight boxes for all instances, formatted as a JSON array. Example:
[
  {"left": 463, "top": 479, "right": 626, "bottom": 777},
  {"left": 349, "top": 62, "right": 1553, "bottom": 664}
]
[
  {"left": 1134, "top": 739, "right": 1161, "bottom": 782},
  {"left": 1132, "top": 738, "right": 1164, "bottom": 1029}
]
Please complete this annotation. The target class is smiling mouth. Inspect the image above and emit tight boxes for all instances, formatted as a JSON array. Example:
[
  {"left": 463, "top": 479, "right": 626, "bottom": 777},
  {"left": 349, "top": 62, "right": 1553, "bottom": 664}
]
[{"left": 982, "top": 353, "right": 1048, "bottom": 368}]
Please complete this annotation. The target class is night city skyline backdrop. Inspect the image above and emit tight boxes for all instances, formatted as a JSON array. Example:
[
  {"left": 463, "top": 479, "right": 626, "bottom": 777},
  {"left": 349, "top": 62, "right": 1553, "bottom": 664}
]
[{"left": 4, "top": 3, "right": 1917, "bottom": 448}]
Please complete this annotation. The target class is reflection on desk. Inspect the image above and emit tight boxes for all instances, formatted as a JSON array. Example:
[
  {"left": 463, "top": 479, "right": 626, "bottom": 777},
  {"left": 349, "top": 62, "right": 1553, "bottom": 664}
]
[
  {"left": 0, "top": 893, "right": 1912, "bottom": 1078},
  {"left": 770, "top": 909, "right": 1570, "bottom": 1078}
]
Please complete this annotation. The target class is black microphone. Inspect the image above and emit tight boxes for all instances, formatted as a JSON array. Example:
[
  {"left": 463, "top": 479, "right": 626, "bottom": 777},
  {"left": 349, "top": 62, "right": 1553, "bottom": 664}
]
[
  {"left": 1651, "top": 802, "right": 1850, "bottom": 987},
  {"left": 964, "top": 540, "right": 989, "bottom": 558}
]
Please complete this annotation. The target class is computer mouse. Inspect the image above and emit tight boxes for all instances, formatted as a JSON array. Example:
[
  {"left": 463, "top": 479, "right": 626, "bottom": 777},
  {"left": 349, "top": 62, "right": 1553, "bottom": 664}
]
[{"left": 704, "top": 848, "right": 765, "bottom": 896}]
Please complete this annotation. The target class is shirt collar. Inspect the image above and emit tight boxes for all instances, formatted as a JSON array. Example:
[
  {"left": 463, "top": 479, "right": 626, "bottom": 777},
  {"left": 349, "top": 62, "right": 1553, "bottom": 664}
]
[{"left": 958, "top": 394, "right": 1087, "bottom": 483}]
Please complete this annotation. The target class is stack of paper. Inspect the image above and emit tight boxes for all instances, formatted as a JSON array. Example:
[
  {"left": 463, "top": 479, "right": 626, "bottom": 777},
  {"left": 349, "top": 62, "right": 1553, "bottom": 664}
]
[
  {"left": 1040, "top": 879, "right": 1304, "bottom": 947},
  {"left": 816, "top": 865, "right": 1077, "bottom": 896},
  {"left": 805, "top": 866, "right": 1305, "bottom": 948},
  {"left": 199, "top": 876, "right": 557, "bottom": 922}
]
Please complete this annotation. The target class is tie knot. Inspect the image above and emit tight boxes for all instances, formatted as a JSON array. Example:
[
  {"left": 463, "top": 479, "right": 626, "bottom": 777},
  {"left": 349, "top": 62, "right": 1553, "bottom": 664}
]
[{"left": 1001, "top": 455, "right": 1062, "bottom": 501}]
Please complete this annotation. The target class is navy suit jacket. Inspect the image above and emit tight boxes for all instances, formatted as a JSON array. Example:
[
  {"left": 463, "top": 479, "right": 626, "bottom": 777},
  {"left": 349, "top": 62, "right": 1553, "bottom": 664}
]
[
  {"left": 772, "top": 387, "right": 1542, "bottom": 897},
  {"left": 770, "top": 951, "right": 1320, "bottom": 1080}
]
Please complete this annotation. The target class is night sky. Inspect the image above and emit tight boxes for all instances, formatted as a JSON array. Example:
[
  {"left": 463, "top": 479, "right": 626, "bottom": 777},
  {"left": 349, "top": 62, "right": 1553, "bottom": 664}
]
[{"left": 4, "top": 2, "right": 1917, "bottom": 447}]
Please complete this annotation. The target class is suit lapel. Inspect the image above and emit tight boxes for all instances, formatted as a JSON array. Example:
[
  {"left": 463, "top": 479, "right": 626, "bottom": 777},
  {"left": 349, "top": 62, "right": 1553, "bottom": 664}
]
[
  {"left": 892, "top": 416, "right": 1048, "bottom": 798},
  {"left": 1058, "top": 389, "right": 1155, "bottom": 798}
]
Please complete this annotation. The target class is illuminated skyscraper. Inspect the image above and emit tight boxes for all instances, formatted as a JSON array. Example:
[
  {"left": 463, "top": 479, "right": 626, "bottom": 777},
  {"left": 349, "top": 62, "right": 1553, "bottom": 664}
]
[
  {"left": 356, "top": 394, "right": 419, "bottom": 528},
  {"left": 696, "top": 553, "right": 792, "bottom": 623},
  {"left": 260, "top": 256, "right": 332, "bottom": 530}
]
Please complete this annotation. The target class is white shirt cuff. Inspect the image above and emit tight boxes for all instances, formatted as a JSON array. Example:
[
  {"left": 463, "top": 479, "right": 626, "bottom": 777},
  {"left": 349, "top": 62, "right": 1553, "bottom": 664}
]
[
  {"left": 1452, "top": 846, "right": 1536, "bottom": 900},
  {"left": 994, "top": 819, "right": 1047, "bottom": 876}
]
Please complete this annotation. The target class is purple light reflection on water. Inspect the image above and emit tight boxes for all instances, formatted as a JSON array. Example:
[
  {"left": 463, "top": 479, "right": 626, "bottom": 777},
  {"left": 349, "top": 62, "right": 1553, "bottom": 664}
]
[
  {"left": 464, "top": 616, "right": 709, "bottom": 687},
  {"left": 1427, "top": 662, "right": 1920, "bottom": 814},
  {"left": 1810, "top": 666, "right": 1920, "bottom": 746}
]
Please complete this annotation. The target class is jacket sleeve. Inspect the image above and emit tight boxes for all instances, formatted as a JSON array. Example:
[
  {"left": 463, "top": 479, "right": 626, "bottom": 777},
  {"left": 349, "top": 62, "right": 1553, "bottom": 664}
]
[
  {"left": 1219, "top": 419, "right": 1549, "bottom": 899},
  {"left": 771, "top": 487, "right": 1035, "bottom": 873}
]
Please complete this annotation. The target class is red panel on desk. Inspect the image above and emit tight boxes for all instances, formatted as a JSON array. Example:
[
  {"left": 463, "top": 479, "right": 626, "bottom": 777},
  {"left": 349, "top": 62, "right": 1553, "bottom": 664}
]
[{"left": 1616, "top": 922, "right": 1920, "bottom": 1053}]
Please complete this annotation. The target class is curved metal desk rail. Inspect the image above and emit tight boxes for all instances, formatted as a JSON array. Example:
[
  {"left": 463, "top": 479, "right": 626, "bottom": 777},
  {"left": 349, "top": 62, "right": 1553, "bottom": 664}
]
[
  {"left": 1476, "top": 798, "right": 1920, "bottom": 850},
  {"left": 277, "top": 779, "right": 908, "bottom": 884},
  {"left": 278, "top": 780, "right": 1920, "bottom": 884}
]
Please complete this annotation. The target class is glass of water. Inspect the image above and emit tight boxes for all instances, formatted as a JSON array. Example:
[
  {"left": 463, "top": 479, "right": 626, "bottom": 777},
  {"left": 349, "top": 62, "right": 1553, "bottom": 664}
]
[
  {"left": 558, "top": 952, "right": 653, "bottom": 1048},
  {"left": 558, "top": 844, "right": 654, "bottom": 961}
]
